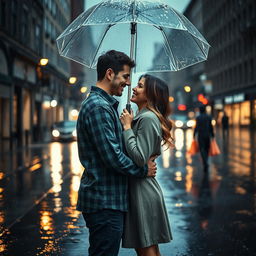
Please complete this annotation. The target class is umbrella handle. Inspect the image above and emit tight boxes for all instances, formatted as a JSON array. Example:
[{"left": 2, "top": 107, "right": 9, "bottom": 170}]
[{"left": 126, "top": 103, "right": 131, "bottom": 113}]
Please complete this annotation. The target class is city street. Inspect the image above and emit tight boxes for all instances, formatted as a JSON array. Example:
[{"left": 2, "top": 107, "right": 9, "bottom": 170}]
[
  {"left": 0, "top": 127, "right": 255, "bottom": 256},
  {"left": 1, "top": 0, "right": 256, "bottom": 255}
]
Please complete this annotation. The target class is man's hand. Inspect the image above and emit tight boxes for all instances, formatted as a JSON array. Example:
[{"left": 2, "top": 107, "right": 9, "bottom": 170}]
[{"left": 147, "top": 155, "right": 158, "bottom": 177}]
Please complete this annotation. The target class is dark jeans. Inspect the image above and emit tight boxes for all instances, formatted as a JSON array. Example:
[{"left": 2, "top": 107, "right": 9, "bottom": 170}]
[
  {"left": 198, "top": 136, "right": 210, "bottom": 169},
  {"left": 83, "top": 209, "right": 125, "bottom": 256},
  {"left": 222, "top": 128, "right": 229, "bottom": 140}
]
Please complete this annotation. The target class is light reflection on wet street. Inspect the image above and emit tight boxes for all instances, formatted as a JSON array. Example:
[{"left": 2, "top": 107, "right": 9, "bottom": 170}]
[
  {"left": 0, "top": 127, "right": 255, "bottom": 255},
  {"left": 0, "top": 141, "right": 83, "bottom": 255}
]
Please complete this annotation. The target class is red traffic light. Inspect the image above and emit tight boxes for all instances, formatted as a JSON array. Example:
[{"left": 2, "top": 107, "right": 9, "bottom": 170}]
[
  {"left": 198, "top": 94, "right": 208, "bottom": 105},
  {"left": 178, "top": 104, "right": 187, "bottom": 111}
]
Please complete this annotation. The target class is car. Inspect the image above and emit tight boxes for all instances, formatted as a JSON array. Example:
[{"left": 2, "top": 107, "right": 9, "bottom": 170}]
[
  {"left": 51, "top": 120, "right": 77, "bottom": 141},
  {"left": 170, "top": 114, "right": 195, "bottom": 129}
]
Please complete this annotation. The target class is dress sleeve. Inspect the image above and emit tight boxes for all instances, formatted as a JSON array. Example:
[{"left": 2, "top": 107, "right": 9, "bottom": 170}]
[{"left": 123, "top": 116, "right": 161, "bottom": 167}]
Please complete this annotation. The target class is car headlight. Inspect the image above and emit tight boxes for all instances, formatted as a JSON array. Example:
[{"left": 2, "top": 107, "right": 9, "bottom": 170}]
[
  {"left": 72, "top": 130, "right": 77, "bottom": 137},
  {"left": 187, "top": 120, "right": 195, "bottom": 128},
  {"left": 52, "top": 129, "right": 60, "bottom": 137},
  {"left": 175, "top": 120, "right": 184, "bottom": 128}
]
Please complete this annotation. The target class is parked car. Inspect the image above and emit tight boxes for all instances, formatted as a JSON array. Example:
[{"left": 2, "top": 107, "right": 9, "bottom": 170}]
[
  {"left": 51, "top": 120, "right": 77, "bottom": 141},
  {"left": 171, "top": 114, "right": 195, "bottom": 129}
]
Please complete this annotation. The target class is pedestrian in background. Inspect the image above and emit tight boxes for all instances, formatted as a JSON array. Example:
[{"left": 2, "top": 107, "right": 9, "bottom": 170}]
[
  {"left": 221, "top": 111, "right": 229, "bottom": 140},
  {"left": 194, "top": 105, "right": 214, "bottom": 172},
  {"left": 76, "top": 50, "right": 157, "bottom": 256},
  {"left": 120, "top": 74, "right": 173, "bottom": 256}
]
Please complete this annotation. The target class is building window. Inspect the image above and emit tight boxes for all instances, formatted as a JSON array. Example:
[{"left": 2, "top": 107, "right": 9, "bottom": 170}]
[
  {"left": 0, "top": 0, "right": 6, "bottom": 27},
  {"left": 21, "top": 6, "right": 29, "bottom": 44},
  {"left": 251, "top": 59, "right": 254, "bottom": 82},
  {"left": 52, "top": 2, "right": 56, "bottom": 17},
  {"left": 44, "top": 0, "right": 49, "bottom": 8},
  {"left": 35, "top": 24, "right": 41, "bottom": 54},
  {"left": 48, "top": 21, "right": 52, "bottom": 37},
  {"left": 49, "top": 0, "right": 52, "bottom": 12},
  {"left": 11, "top": 0, "right": 17, "bottom": 36},
  {"left": 44, "top": 17, "right": 50, "bottom": 38},
  {"left": 244, "top": 62, "right": 248, "bottom": 84}
]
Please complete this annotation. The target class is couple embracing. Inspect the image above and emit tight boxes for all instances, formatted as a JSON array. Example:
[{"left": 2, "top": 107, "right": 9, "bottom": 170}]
[{"left": 76, "top": 50, "right": 173, "bottom": 256}]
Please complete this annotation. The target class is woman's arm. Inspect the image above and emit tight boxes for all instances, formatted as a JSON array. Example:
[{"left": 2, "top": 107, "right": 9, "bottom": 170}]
[{"left": 123, "top": 116, "right": 161, "bottom": 167}]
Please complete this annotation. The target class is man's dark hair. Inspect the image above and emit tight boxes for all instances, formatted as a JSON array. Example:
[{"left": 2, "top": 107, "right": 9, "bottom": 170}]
[
  {"left": 97, "top": 50, "right": 135, "bottom": 81},
  {"left": 199, "top": 105, "right": 206, "bottom": 113}
]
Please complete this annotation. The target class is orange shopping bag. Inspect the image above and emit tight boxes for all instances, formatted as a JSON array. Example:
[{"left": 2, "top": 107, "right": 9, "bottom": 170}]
[
  {"left": 209, "top": 138, "right": 221, "bottom": 156},
  {"left": 188, "top": 139, "right": 199, "bottom": 155}
]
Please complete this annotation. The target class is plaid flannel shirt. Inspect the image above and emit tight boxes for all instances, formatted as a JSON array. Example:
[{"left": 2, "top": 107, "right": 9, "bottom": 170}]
[{"left": 76, "top": 86, "right": 147, "bottom": 213}]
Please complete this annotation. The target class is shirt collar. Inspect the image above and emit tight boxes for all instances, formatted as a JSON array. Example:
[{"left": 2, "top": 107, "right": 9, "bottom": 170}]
[{"left": 91, "top": 86, "right": 119, "bottom": 110}]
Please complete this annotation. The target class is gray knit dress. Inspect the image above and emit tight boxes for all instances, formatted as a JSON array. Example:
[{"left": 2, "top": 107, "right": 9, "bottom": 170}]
[{"left": 122, "top": 108, "right": 172, "bottom": 249}]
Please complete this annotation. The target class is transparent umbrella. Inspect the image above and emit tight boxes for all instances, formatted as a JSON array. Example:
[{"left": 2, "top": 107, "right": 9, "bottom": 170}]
[{"left": 56, "top": 0, "right": 210, "bottom": 108}]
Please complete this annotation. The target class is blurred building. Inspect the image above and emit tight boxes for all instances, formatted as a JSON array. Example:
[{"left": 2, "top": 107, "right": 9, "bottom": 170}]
[
  {"left": 170, "top": 0, "right": 207, "bottom": 115},
  {"left": 69, "top": 0, "right": 86, "bottom": 105},
  {"left": 0, "top": 0, "right": 44, "bottom": 149},
  {"left": 203, "top": 0, "right": 256, "bottom": 127},
  {"left": 82, "top": 1, "right": 100, "bottom": 89},
  {"left": 0, "top": 0, "right": 84, "bottom": 152},
  {"left": 152, "top": 0, "right": 207, "bottom": 116},
  {"left": 42, "top": 0, "right": 72, "bottom": 140}
]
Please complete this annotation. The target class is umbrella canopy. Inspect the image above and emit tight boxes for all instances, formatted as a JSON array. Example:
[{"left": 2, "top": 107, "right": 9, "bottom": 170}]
[{"left": 56, "top": 0, "right": 210, "bottom": 73}]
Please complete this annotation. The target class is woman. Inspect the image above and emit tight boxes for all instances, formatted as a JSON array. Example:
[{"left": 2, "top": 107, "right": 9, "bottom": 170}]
[{"left": 120, "top": 74, "right": 173, "bottom": 256}]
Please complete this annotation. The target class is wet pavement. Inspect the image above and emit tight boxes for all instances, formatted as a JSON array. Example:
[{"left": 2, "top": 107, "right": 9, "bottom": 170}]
[{"left": 0, "top": 127, "right": 256, "bottom": 255}]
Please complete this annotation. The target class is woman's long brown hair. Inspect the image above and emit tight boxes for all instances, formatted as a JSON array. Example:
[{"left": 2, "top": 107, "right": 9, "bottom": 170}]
[{"left": 140, "top": 74, "right": 173, "bottom": 148}]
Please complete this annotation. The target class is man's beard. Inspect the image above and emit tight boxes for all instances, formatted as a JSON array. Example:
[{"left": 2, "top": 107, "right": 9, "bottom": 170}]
[{"left": 111, "top": 78, "right": 122, "bottom": 96}]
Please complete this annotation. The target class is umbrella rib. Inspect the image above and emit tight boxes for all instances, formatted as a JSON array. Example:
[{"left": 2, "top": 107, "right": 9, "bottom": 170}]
[
  {"left": 137, "top": 3, "right": 168, "bottom": 14},
  {"left": 190, "top": 33, "right": 208, "bottom": 59},
  {"left": 139, "top": 12, "right": 156, "bottom": 24},
  {"left": 157, "top": 26, "right": 178, "bottom": 70},
  {"left": 83, "top": 2, "right": 104, "bottom": 26},
  {"left": 90, "top": 24, "right": 114, "bottom": 68},
  {"left": 84, "top": 2, "right": 134, "bottom": 26},
  {"left": 139, "top": 12, "right": 175, "bottom": 29},
  {"left": 60, "top": 28, "right": 81, "bottom": 55}
]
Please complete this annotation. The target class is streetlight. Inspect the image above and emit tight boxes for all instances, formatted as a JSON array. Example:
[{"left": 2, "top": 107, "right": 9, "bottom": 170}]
[
  {"left": 39, "top": 58, "right": 49, "bottom": 66},
  {"left": 43, "top": 100, "right": 51, "bottom": 109},
  {"left": 69, "top": 77, "right": 77, "bottom": 84},
  {"left": 80, "top": 86, "right": 88, "bottom": 93},
  {"left": 50, "top": 100, "right": 58, "bottom": 108},
  {"left": 184, "top": 85, "right": 191, "bottom": 93},
  {"left": 37, "top": 58, "right": 49, "bottom": 80},
  {"left": 169, "top": 96, "right": 174, "bottom": 103}
]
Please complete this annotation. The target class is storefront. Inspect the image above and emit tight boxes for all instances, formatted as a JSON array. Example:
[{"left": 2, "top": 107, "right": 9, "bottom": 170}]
[
  {"left": 0, "top": 85, "right": 11, "bottom": 138},
  {"left": 13, "top": 58, "right": 36, "bottom": 146},
  {"left": 214, "top": 92, "right": 256, "bottom": 127},
  {"left": 0, "top": 47, "right": 11, "bottom": 152},
  {"left": 224, "top": 101, "right": 250, "bottom": 126},
  {"left": 251, "top": 99, "right": 256, "bottom": 127}
]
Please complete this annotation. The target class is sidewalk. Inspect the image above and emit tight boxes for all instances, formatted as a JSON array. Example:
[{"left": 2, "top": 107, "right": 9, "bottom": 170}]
[
  {"left": 57, "top": 127, "right": 256, "bottom": 256},
  {"left": 0, "top": 140, "right": 50, "bottom": 179},
  {"left": 1, "top": 127, "right": 256, "bottom": 255}
]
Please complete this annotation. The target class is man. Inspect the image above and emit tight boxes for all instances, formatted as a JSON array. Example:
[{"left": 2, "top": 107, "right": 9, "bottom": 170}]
[
  {"left": 221, "top": 111, "right": 229, "bottom": 140},
  {"left": 194, "top": 105, "right": 214, "bottom": 172},
  {"left": 76, "top": 50, "right": 157, "bottom": 256}
]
